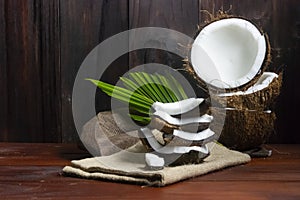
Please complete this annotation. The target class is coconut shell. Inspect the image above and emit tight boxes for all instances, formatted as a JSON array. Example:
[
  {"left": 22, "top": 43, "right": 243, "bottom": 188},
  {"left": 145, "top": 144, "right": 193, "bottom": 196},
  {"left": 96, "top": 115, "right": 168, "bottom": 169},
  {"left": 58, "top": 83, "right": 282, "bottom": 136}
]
[
  {"left": 210, "top": 107, "right": 276, "bottom": 151},
  {"left": 183, "top": 14, "right": 272, "bottom": 93},
  {"left": 212, "top": 72, "right": 283, "bottom": 111}
]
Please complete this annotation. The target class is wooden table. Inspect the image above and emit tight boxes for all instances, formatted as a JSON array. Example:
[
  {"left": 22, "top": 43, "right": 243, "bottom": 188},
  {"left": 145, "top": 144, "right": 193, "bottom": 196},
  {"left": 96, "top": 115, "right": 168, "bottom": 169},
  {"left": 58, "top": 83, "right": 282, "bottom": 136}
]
[{"left": 0, "top": 143, "right": 299, "bottom": 199}]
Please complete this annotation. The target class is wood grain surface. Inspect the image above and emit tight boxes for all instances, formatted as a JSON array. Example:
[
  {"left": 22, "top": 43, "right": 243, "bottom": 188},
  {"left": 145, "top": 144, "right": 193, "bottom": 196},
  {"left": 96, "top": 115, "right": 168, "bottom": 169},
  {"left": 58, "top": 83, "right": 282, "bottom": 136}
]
[{"left": 0, "top": 143, "right": 299, "bottom": 199}]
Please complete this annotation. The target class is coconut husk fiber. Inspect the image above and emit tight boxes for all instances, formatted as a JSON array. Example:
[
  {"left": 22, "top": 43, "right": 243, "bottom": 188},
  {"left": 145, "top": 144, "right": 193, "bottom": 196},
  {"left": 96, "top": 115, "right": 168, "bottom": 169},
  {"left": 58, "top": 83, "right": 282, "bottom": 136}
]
[
  {"left": 207, "top": 72, "right": 282, "bottom": 151},
  {"left": 210, "top": 107, "right": 276, "bottom": 151}
]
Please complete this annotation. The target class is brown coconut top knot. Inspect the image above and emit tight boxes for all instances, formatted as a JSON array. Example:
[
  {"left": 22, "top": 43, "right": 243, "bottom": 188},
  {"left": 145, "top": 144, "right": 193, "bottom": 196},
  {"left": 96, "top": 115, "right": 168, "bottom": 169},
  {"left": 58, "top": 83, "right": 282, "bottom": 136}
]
[{"left": 185, "top": 13, "right": 271, "bottom": 93}]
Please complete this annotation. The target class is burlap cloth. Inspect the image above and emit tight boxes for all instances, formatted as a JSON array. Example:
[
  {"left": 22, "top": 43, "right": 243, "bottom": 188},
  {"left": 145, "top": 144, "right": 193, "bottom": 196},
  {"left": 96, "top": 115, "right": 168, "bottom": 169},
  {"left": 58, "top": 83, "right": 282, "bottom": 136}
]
[{"left": 62, "top": 111, "right": 250, "bottom": 187}]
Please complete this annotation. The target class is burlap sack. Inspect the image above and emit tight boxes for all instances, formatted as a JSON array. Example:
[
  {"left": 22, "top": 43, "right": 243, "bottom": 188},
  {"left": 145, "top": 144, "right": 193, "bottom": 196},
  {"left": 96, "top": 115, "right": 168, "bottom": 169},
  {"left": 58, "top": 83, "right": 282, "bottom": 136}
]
[{"left": 64, "top": 141, "right": 250, "bottom": 186}]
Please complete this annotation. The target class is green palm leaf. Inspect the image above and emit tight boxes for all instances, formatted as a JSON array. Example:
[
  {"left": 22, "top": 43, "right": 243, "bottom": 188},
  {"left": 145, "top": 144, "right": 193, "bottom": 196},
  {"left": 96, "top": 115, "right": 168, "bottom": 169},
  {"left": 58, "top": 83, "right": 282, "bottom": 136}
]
[{"left": 87, "top": 71, "right": 188, "bottom": 125}]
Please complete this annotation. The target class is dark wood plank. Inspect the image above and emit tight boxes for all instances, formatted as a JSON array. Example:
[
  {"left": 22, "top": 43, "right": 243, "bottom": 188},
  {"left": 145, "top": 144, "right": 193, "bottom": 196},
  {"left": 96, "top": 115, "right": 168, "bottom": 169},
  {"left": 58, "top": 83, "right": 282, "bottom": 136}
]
[
  {"left": 39, "top": 0, "right": 61, "bottom": 142},
  {"left": 128, "top": 0, "right": 199, "bottom": 68},
  {"left": 60, "top": 0, "right": 103, "bottom": 143},
  {"left": 3, "top": 0, "right": 44, "bottom": 142},
  {"left": 60, "top": 0, "right": 129, "bottom": 142},
  {"left": 95, "top": 0, "right": 129, "bottom": 114},
  {"left": 0, "top": 0, "right": 61, "bottom": 142},
  {"left": 130, "top": 0, "right": 199, "bottom": 36},
  {"left": 0, "top": 0, "right": 8, "bottom": 141},
  {"left": 0, "top": 143, "right": 299, "bottom": 199},
  {"left": 270, "top": 0, "right": 300, "bottom": 144}
]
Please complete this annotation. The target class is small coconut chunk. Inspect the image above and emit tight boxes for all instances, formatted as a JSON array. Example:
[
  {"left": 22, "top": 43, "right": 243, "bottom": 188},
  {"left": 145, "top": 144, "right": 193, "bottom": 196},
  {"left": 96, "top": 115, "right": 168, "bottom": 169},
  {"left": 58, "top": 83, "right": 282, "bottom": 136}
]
[
  {"left": 145, "top": 153, "right": 165, "bottom": 169},
  {"left": 173, "top": 128, "right": 215, "bottom": 141},
  {"left": 153, "top": 110, "right": 213, "bottom": 126},
  {"left": 152, "top": 98, "right": 204, "bottom": 115}
]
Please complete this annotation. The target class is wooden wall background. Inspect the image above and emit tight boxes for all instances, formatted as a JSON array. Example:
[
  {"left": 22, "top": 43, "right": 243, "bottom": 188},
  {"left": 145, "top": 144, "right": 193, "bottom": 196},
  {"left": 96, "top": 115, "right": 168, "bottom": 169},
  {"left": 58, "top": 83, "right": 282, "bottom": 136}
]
[{"left": 0, "top": 0, "right": 299, "bottom": 143}]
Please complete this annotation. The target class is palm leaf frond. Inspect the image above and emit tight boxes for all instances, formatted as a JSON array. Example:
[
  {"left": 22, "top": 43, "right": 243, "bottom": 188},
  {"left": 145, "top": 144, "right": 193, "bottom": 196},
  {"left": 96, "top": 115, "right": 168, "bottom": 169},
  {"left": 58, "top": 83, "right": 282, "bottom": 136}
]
[{"left": 86, "top": 71, "right": 188, "bottom": 125}]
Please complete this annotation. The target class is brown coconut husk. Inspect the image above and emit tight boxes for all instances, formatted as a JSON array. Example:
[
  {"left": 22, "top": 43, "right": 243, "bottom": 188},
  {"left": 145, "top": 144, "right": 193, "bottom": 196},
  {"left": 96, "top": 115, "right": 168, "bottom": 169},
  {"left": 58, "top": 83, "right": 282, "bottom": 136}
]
[
  {"left": 210, "top": 107, "right": 276, "bottom": 151},
  {"left": 212, "top": 72, "right": 283, "bottom": 111}
]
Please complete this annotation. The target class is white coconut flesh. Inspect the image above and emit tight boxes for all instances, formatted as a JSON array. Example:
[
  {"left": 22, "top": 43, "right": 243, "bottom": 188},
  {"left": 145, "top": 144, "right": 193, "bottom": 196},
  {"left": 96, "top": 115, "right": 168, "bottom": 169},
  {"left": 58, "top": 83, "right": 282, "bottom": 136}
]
[
  {"left": 218, "top": 72, "right": 278, "bottom": 97},
  {"left": 153, "top": 110, "right": 213, "bottom": 126},
  {"left": 152, "top": 98, "right": 204, "bottom": 115},
  {"left": 145, "top": 153, "right": 165, "bottom": 168},
  {"left": 191, "top": 18, "right": 267, "bottom": 89},
  {"left": 173, "top": 128, "right": 215, "bottom": 141}
]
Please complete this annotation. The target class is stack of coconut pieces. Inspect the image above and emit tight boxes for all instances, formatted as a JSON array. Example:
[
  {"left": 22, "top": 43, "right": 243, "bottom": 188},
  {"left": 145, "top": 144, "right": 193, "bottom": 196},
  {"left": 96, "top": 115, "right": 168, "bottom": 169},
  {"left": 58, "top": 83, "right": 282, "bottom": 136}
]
[
  {"left": 139, "top": 97, "right": 216, "bottom": 168},
  {"left": 186, "top": 16, "right": 282, "bottom": 152}
]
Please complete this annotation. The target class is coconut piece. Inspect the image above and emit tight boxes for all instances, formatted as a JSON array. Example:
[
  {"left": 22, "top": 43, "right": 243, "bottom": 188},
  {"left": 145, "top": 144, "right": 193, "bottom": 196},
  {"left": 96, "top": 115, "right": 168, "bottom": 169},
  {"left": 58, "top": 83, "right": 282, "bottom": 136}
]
[
  {"left": 153, "top": 110, "right": 213, "bottom": 126},
  {"left": 163, "top": 132, "right": 216, "bottom": 147},
  {"left": 145, "top": 153, "right": 165, "bottom": 169},
  {"left": 152, "top": 98, "right": 204, "bottom": 115},
  {"left": 149, "top": 98, "right": 211, "bottom": 133},
  {"left": 211, "top": 107, "right": 276, "bottom": 151},
  {"left": 162, "top": 133, "right": 203, "bottom": 147},
  {"left": 149, "top": 115, "right": 211, "bottom": 136},
  {"left": 212, "top": 72, "right": 283, "bottom": 110},
  {"left": 218, "top": 72, "right": 278, "bottom": 96},
  {"left": 173, "top": 128, "right": 215, "bottom": 141},
  {"left": 151, "top": 128, "right": 166, "bottom": 145},
  {"left": 162, "top": 128, "right": 215, "bottom": 147}
]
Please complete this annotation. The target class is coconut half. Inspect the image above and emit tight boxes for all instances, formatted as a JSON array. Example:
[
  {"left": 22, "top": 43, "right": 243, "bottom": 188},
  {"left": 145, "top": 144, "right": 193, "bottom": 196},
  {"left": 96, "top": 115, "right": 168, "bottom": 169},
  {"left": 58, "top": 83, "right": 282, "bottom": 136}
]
[{"left": 190, "top": 18, "right": 267, "bottom": 89}]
